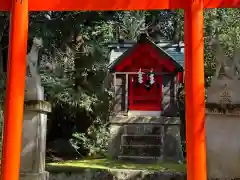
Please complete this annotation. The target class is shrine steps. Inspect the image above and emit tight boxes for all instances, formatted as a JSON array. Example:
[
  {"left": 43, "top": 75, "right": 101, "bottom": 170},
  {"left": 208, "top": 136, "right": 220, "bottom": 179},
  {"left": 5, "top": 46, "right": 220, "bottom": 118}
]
[
  {"left": 118, "top": 155, "right": 160, "bottom": 163},
  {"left": 108, "top": 115, "right": 183, "bottom": 163},
  {"left": 121, "top": 135, "right": 162, "bottom": 145},
  {"left": 118, "top": 125, "right": 163, "bottom": 162},
  {"left": 121, "top": 144, "right": 161, "bottom": 157}
]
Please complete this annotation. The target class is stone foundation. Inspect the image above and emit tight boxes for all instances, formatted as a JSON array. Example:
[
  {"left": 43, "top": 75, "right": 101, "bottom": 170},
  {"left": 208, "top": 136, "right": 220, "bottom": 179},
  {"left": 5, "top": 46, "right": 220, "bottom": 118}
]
[
  {"left": 206, "top": 78, "right": 240, "bottom": 179},
  {"left": 206, "top": 106, "right": 240, "bottom": 179},
  {"left": 49, "top": 169, "right": 186, "bottom": 180},
  {"left": 20, "top": 100, "right": 51, "bottom": 180},
  {"left": 108, "top": 115, "right": 183, "bottom": 163},
  {"left": 20, "top": 171, "right": 49, "bottom": 180}
]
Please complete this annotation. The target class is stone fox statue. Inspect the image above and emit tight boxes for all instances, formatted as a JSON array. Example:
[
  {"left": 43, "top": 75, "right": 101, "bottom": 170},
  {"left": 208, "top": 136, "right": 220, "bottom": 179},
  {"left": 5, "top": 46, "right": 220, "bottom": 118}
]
[
  {"left": 209, "top": 38, "right": 235, "bottom": 80},
  {"left": 209, "top": 35, "right": 240, "bottom": 80},
  {"left": 25, "top": 37, "right": 44, "bottom": 100},
  {"left": 26, "top": 37, "right": 43, "bottom": 80},
  {"left": 232, "top": 38, "right": 240, "bottom": 80}
]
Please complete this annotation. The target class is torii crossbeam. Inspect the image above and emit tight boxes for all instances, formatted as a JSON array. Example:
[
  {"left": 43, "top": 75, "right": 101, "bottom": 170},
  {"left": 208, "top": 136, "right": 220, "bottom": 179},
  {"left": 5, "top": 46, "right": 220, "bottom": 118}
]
[{"left": 0, "top": 0, "right": 238, "bottom": 180}]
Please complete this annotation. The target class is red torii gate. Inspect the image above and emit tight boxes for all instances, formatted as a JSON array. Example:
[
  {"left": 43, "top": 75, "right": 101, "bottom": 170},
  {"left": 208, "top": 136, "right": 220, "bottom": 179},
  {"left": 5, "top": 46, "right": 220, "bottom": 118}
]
[{"left": 0, "top": 0, "right": 238, "bottom": 180}]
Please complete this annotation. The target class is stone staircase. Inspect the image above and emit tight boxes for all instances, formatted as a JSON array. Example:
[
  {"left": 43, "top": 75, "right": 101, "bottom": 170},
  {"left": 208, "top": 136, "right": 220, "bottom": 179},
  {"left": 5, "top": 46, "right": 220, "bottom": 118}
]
[{"left": 118, "top": 124, "right": 164, "bottom": 162}]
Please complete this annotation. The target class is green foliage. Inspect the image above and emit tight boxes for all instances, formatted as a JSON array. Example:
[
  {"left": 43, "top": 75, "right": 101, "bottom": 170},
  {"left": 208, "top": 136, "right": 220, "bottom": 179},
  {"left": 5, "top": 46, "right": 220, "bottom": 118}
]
[
  {"left": 70, "top": 118, "right": 109, "bottom": 157},
  {"left": 115, "top": 11, "right": 146, "bottom": 40},
  {"left": 204, "top": 9, "right": 240, "bottom": 71},
  {"left": 36, "top": 13, "right": 113, "bottom": 113},
  {"left": 28, "top": 12, "right": 115, "bottom": 157}
]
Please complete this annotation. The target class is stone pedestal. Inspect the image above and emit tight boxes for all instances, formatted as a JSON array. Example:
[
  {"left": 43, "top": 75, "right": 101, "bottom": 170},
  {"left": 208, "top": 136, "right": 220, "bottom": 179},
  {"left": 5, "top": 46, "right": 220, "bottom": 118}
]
[
  {"left": 206, "top": 79, "right": 240, "bottom": 179},
  {"left": 207, "top": 79, "right": 240, "bottom": 104},
  {"left": 20, "top": 100, "right": 51, "bottom": 180}
]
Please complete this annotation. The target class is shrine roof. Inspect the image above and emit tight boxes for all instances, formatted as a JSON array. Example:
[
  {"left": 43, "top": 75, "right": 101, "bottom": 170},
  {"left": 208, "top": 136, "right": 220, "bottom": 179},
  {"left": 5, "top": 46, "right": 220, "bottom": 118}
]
[{"left": 108, "top": 35, "right": 184, "bottom": 70}]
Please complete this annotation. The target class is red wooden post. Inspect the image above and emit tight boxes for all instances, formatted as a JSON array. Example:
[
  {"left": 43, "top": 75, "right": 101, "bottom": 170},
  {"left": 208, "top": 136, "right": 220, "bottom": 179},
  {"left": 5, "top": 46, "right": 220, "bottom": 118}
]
[
  {"left": 1, "top": 0, "right": 29, "bottom": 179},
  {"left": 184, "top": 0, "right": 207, "bottom": 180},
  {"left": 184, "top": 10, "right": 193, "bottom": 180}
]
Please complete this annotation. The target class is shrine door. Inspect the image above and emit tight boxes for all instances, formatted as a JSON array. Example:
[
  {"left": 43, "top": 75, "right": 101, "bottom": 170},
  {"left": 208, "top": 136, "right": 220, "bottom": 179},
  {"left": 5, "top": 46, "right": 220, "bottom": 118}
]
[{"left": 128, "top": 74, "right": 162, "bottom": 111}]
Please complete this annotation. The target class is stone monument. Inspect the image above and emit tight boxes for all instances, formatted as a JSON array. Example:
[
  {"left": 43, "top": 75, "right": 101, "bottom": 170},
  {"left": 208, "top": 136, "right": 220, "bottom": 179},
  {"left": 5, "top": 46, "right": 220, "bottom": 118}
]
[
  {"left": 20, "top": 37, "right": 51, "bottom": 180},
  {"left": 206, "top": 35, "right": 240, "bottom": 179}
]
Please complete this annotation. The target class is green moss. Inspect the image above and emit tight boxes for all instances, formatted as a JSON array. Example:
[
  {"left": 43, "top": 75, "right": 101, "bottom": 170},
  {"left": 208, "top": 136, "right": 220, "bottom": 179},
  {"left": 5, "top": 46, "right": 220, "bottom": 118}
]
[{"left": 46, "top": 158, "right": 186, "bottom": 173}]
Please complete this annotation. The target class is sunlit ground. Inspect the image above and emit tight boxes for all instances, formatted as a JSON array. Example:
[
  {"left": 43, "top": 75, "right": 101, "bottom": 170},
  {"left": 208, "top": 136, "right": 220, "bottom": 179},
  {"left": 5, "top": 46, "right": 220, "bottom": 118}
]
[{"left": 47, "top": 158, "right": 186, "bottom": 172}]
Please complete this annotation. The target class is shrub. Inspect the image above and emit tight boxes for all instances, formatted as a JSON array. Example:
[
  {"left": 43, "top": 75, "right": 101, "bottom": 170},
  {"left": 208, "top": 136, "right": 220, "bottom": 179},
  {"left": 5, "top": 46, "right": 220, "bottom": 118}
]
[{"left": 70, "top": 117, "right": 109, "bottom": 158}]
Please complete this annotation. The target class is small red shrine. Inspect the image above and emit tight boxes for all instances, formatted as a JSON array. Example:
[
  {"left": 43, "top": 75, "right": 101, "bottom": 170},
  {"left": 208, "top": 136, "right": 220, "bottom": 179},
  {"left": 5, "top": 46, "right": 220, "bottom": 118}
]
[{"left": 108, "top": 34, "right": 184, "bottom": 117}]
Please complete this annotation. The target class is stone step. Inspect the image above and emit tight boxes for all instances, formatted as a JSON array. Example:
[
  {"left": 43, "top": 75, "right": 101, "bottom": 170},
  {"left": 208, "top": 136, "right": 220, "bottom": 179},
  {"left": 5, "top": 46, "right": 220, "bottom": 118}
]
[
  {"left": 120, "top": 145, "right": 161, "bottom": 157},
  {"left": 118, "top": 155, "right": 160, "bottom": 163},
  {"left": 121, "top": 135, "right": 162, "bottom": 146},
  {"left": 124, "top": 124, "right": 162, "bottom": 135}
]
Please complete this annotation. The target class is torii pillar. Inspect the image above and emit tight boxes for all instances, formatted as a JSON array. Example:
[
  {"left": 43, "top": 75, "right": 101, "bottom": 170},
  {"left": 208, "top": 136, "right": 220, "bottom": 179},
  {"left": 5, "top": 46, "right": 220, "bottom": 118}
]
[
  {"left": 1, "top": 0, "right": 28, "bottom": 180},
  {"left": 184, "top": 0, "right": 207, "bottom": 179}
]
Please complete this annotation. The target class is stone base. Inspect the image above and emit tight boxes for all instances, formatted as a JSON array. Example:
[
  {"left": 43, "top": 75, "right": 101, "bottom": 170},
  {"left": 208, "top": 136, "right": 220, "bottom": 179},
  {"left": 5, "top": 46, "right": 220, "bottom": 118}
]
[
  {"left": 108, "top": 115, "right": 183, "bottom": 163},
  {"left": 206, "top": 113, "right": 240, "bottom": 179},
  {"left": 21, "top": 100, "right": 51, "bottom": 178},
  {"left": 20, "top": 171, "right": 49, "bottom": 180},
  {"left": 207, "top": 79, "right": 240, "bottom": 104}
]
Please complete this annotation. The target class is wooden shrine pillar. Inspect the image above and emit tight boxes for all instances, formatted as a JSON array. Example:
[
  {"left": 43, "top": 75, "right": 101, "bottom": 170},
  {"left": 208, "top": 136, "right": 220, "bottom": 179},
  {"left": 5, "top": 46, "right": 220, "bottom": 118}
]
[
  {"left": 1, "top": 0, "right": 29, "bottom": 180},
  {"left": 125, "top": 73, "right": 128, "bottom": 112},
  {"left": 184, "top": 0, "right": 207, "bottom": 180}
]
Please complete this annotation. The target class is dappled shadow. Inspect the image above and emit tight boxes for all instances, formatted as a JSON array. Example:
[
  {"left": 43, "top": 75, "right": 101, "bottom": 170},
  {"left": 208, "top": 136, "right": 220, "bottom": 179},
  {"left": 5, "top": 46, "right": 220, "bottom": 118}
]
[{"left": 48, "top": 166, "right": 186, "bottom": 180}]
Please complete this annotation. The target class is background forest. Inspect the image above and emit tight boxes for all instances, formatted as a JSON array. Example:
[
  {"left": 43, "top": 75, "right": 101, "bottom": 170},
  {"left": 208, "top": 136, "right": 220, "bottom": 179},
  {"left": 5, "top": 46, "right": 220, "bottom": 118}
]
[{"left": 0, "top": 9, "right": 239, "bottom": 160}]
